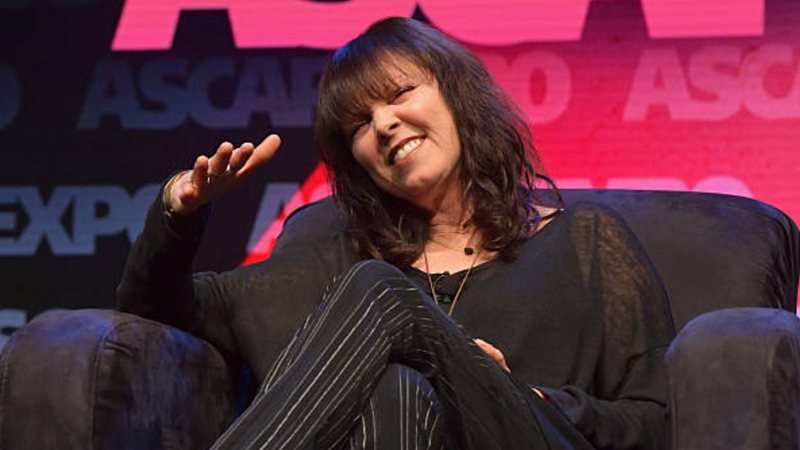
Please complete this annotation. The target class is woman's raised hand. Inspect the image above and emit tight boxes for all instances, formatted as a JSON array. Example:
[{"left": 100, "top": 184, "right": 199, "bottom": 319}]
[{"left": 165, "top": 134, "right": 281, "bottom": 215}]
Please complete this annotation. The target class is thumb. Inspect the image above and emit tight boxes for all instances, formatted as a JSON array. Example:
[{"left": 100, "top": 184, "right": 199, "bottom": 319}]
[{"left": 239, "top": 134, "right": 281, "bottom": 176}]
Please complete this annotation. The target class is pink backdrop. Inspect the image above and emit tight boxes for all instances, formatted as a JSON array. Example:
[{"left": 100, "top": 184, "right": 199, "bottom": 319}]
[{"left": 111, "top": 0, "right": 800, "bottom": 298}]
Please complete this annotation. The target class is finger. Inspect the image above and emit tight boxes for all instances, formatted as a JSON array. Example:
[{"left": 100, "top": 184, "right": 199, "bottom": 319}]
[
  {"left": 474, "top": 338, "right": 496, "bottom": 352},
  {"left": 474, "top": 338, "right": 494, "bottom": 354},
  {"left": 532, "top": 387, "right": 544, "bottom": 398},
  {"left": 191, "top": 156, "right": 209, "bottom": 190},
  {"left": 498, "top": 357, "right": 510, "bottom": 372},
  {"left": 208, "top": 142, "right": 234, "bottom": 178},
  {"left": 239, "top": 134, "right": 281, "bottom": 176},
  {"left": 475, "top": 339, "right": 498, "bottom": 359},
  {"left": 474, "top": 339, "right": 510, "bottom": 372},
  {"left": 229, "top": 142, "right": 253, "bottom": 172},
  {"left": 179, "top": 157, "right": 208, "bottom": 208}
]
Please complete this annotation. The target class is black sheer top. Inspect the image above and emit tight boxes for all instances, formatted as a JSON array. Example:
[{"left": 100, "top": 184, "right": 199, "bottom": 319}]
[{"left": 118, "top": 193, "right": 674, "bottom": 450}]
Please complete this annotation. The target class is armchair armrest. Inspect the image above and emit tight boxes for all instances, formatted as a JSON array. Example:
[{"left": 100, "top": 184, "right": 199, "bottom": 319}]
[
  {"left": 0, "top": 309, "right": 237, "bottom": 450},
  {"left": 665, "top": 307, "right": 800, "bottom": 450}
]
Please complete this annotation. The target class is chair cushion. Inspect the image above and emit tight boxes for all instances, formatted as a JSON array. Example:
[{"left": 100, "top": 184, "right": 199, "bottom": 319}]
[
  {"left": 0, "top": 309, "right": 236, "bottom": 450},
  {"left": 665, "top": 307, "right": 800, "bottom": 449}
]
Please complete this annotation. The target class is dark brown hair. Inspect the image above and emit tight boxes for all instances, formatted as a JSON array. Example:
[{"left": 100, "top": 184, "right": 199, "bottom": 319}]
[{"left": 314, "top": 17, "right": 553, "bottom": 269}]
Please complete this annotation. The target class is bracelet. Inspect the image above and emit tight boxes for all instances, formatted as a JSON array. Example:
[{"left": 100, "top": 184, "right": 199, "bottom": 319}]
[{"left": 162, "top": 172, "right": 186, "bottom": 217}]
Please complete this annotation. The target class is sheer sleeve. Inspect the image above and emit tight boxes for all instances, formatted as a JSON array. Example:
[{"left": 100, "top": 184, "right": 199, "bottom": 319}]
[
  {"left": 116, "top": 188, "right": 350, "bottom": 377},
  {"left": 538, "top": 204, "right": 675, "bottom": 450},
  {"left": 115, "top": 186, "right": 242, "bottom": 362}
]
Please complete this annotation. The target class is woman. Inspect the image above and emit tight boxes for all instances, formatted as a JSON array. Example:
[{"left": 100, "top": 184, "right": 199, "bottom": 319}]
[{"left": 118, "top": 17, "right": 674, "bottom": 450}]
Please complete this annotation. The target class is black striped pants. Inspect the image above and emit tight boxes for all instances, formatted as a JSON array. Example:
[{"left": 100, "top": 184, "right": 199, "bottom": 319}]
[{"left": 209, "top": 260, "right": 586, "bottom": 450}]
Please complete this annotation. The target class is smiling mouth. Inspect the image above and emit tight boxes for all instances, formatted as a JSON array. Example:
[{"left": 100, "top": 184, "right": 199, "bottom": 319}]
[{"left": 390, "top": 137, "right": 424, "bottom": 165}]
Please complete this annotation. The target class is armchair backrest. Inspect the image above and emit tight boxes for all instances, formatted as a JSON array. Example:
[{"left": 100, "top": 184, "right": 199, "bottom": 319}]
[
  {"left": 280, "top": 189, "right": 800, "bottom": 332},
  {"left": 561, "top": 190, "right": 799, "bottom": 331}
]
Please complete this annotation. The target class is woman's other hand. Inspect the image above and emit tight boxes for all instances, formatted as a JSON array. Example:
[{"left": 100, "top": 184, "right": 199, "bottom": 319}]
[
  {"left": 165, "top": 134, "right": 281, "bottom": 215},
  {"left": 474, "top": 338, "right": 510, "bottom": 372},
  {"left": 474, "top": 338, "right": 545, "bottom": 399}
]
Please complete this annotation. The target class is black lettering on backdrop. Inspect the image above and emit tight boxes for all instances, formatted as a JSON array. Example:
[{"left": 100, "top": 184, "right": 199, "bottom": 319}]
[{"left": 77, "top": 56, "right": 325, "bottom": 130}]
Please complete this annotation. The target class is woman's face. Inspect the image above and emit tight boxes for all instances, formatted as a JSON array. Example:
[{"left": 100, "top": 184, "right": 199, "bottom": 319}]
[{"left": 349, "top": 61, "right": 462, "bottom": 210}]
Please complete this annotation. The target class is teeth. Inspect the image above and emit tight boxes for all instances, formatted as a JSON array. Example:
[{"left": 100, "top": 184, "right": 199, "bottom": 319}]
[{"left": 393, "top": 138, "right": 423, "bottom": 164}]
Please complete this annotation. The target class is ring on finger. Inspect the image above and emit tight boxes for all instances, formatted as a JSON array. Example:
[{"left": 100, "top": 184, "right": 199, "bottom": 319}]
[{"left": 227, "top": 162, "right": 245, "bottom": 173}]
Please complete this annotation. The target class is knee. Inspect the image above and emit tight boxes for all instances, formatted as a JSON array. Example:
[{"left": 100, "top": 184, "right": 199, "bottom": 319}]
[
  {"left": 344, "top": 259, "right": 405, "bottom": 283},
  {"left": 330, "top": 260, "right": 415, "bottom": 305},
  {"left": 354, "top": 364, "right": 446, "bottom": 450},
  {"left": 372, "top": 364, "right": 441, "bottom": 410}
]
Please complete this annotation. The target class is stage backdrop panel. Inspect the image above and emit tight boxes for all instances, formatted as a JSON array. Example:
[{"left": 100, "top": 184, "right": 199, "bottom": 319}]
[{"left": 1, "top": 0, "right": 798, "bottom": 347}]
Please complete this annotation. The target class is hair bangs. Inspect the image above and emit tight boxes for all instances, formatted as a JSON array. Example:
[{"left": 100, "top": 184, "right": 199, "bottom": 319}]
[
  {"left": 324, "top": 60, "right": 397, "bottom": 136},
  {"left": 324, "top": 26, "right": 443, "bottom": 136}
]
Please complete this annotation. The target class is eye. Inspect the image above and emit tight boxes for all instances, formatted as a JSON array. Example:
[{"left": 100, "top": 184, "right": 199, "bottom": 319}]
[
  {"left": 391, "top": 85, "right": 415, "bottom": 102},
  {"left": 349, "top": 119, "right": 369, "bottom": 138}
]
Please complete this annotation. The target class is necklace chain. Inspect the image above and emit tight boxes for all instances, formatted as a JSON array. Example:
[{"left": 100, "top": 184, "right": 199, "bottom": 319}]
[{"left": 423, "top": 248, "right": 481, "bottom": 316}]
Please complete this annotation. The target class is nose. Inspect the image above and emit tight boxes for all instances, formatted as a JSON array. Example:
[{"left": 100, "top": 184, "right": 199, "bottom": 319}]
[{"left": 372, "top": 105, "right": 400, "bottom": 140}]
